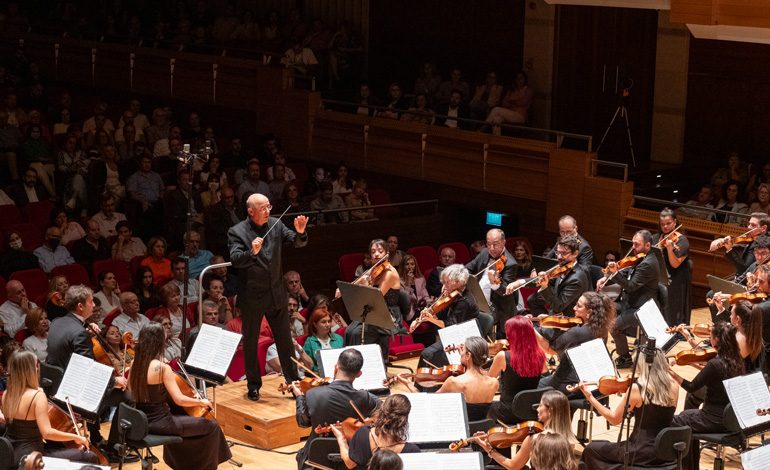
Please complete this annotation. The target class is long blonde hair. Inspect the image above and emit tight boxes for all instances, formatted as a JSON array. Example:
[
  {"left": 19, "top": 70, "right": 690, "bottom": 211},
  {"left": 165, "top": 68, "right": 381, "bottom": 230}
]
[
  {"left": 530, "top": 431, "right": 578, "bottom": 470},
  {"left": 540, "top": 390, "right": 577, "bottom": 446},
  {"left": 2, "top": 351, "right": 39, "bottom": 423},
  {"left": 636, "top": 350, "right": 678, "bottom": 408}
]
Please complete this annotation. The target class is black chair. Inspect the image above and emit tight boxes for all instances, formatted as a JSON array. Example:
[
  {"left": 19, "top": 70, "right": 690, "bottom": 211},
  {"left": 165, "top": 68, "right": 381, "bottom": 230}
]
[
  {"left": 116, "top": 403, "right": 183, "bottom": 470},
  {"left": 627, "top": 426, "right": 691, "bottom": 470},
  {"left": 569, "top": 394, "right": 610, "bottom": 444},
  {"left": 656, "top": 283, "right": 668, "bottom": 312},
  {"left": 469, "top": 418, "right": 494, "bottom": 436},
  {"left": 0, "top": 436, "right": 15, "bottom": 470},
  {"left": 690, "top": 404, "right": 744, "bottom": 470},
  {"left": 305, "top": 437, "right": 341, "bottom": 469},
  {"left": 512, "top": 387, "right": 553, "bottom": 422},
  {"left": 39, "top": 362, "right": 64, "bottom": 397}
]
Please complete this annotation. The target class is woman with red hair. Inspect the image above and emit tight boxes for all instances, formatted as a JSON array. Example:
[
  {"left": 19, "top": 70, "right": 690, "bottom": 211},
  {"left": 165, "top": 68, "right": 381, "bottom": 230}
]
[
  {"left": 302, "top": 307, "right": 344, "bottom": 373},
  {"left": 487, "top": 316, "right": 546, "bottom": 423}
]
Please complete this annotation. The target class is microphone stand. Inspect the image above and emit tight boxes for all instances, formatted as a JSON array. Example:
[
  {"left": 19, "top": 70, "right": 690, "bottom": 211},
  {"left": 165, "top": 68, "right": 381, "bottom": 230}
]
[{"left": 621, "top": 336, "right": 655, "bottom": 470}]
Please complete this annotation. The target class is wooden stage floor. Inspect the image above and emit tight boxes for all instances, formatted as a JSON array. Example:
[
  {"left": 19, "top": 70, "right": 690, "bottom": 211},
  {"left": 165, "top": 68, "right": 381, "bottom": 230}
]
[{"left": 112, "top": 307, "right": 745, "bottom": 469}]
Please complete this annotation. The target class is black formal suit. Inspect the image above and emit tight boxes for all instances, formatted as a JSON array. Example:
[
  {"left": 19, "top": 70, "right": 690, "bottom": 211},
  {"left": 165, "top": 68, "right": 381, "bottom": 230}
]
[
  {"left": 228, "top": 216, "right": 307, "bottom": 392},
  {"left": 465, "top": 248, "right": 518, "bottom": 337},
  {"left": 708, "top": 242, "right": 756, "bottom": 322},
  {"left": 609, "top": 251, "right": 661, "bottom": 357},
  {"left": 295, "top": 380, "right": 379, "bottom": 469},
  {"left": 418, "top": 290, "right": 479, "bottom": 369},
  {"left": 545, "top": 236, "right": 594, "bottom": 268},
  {"left": 8, "top": 183, "right": 50, "bottom": 208},
  {"left": 70, "top": 237, "right": 111, "bottom": 269},
  {"left": 530, "top": 263, "right": 591, "bottom": 317},
  {"left": 426, "top": 266, "right": 444, "bottom": 298},
  {"left": 164, "top": 186, "right": 203, "bottom": 251},
  {"left": 205, "top": 201, "right": 245, "bottom": 258}
]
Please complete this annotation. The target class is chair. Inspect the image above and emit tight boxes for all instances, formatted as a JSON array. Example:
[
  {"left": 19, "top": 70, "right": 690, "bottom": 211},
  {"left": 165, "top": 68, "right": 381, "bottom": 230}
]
[
  {"left": 388, "top": 322, "right": 425, "bottom": 361},
  {"left": 367, "top": 188, "right": 399, "bottom": 218},
  {"left": 338, "top": 252, "right": 364, "bottom": 282},
  {"left": 39, "top": 362, "right": 65, "bottom": 397},
  {"left": 9, "top": 268, "right": 49, "bottom": 301},
  {"left": 93, "top": 258, "right": 132, "bottom": 292},
  {"left": 129, "top": 255, "right": 146, "bottom": 277},
  {"left": 438, "top": 242, "right": 472, "bottom": 265},
  {"left": 691, "top": 404, "right": 744, "bottom": 470},
  {"left": 115, "top": 403, "right": 183, "bottom": 469},
  {"left": 512, "top": 387, "right": 553, "bottom": 422},
  {"left": 24, "top": 200, "right": 54, "bottom": 231},
  {"left": 7, "top": 223, "right": 43, "bottom": 251},
  {"left": 102, "top": 308, "right": 122, "bottom": 328},
  {"left": 657, "top": 283, "right": 668, "bottom": 312},
  {"left": 406, "top": 245, "right": 439, "bottom": 277},
  {"left": 305, "top": 437, "right": 341, "bottom": 469},
  {"left": 0, "top": 436, "right": 15, "bottom": 470},
  {"left": 14, "top": 328, "right": 31, "bottom": 344},
  {"left": 51, "top": 263, "right": 92, "bottom": 288},
  {"left": 628, "top": 426, "right": 692, "bottom": 470},
  {"left": 0, "top": 205, "right": 22, "bottom": 228}
]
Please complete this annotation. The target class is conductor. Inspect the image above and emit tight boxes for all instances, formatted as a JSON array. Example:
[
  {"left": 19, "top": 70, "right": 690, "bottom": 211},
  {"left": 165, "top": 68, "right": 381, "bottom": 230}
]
[{"left": 228, "top": 193, "right": 309, "bottom": 401}]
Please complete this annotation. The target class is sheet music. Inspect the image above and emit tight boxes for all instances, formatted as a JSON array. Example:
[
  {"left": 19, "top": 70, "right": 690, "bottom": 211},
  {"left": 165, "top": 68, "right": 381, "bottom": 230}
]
[
  {"left": 42, "top": 457, "right": 109, "bottom": 470},
  {"left": 403, "top": 392, "right": 468, "bottom": 443},
  {"left": 742, "top": 444, "right": 770, "bottom": 470},
  {"left": 185, "top": 324, "right": 242, "bottom": 377},
  {"left": 399, "top": 452, "right": 484, "bottom": 470},
  {"left": 54, "top": 354, "right": 112, "bottom": 413},
  {"left": 565, "top": 338, "right": 615, "bottom": 393},
  {"left": 636, "top": 299, "right": 675, "bottom": 350},
  {"left": 724, "top": 372, "right": 770, "bottom": 429},
  {"left": 438, "top": 319, "right": 482, "bottom": 365},
  {"left": 318, "top": 344, "right": 387, "bottom": 390}
]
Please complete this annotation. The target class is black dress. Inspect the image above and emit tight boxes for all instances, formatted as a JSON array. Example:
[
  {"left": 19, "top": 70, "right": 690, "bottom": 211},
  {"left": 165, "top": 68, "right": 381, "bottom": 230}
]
[
  {"left": 347, "top": 426, "right": 421, "bottom": 469},
  {"left": 137, "top": 384, "right": 231, "bottom": 470},
  {"left": 581, "top": 385, "right": 675, "bottom": 469},
  {"left": 487, "top": 351, "right": 542, "bottom": 423},
  {"left": 652, "top": 233, "right": 692, "bottom": 326},
  {"left": 466, "top": 402, "right": 492, "bottom": 422}
]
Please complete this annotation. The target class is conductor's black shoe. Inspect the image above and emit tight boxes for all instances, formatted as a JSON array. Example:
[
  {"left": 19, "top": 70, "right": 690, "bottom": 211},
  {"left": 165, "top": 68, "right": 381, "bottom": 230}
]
[
  {"left": 247, "top": 389, "right": 261, "bottom": 401},
  {"left": 614, "top": 355, "right": 633, "bottom": 369}
]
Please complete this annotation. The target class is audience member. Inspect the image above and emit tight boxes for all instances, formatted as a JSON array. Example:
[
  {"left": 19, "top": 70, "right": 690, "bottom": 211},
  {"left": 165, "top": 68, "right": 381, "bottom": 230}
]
[
  {"left": 310, "top": 181, "right": 348, "bottom": 224},
  {"left": 435, "top": 68, "right": 470, "bottom": 104},
  {"left": 202, "top": 277, "right": 233, "bottom": 324},
  {"left": 21, "top": 124, "right": 55, "bottom": 195},
  {"left": 205, "top": 187, "right": 244, "bottom": 256},
  {"left": 280, "top": 40, "right": 319, "bottom": 76},
  {"left": 33, "top": 226, "right": 75, "bottom": 273},
  {"left": 156, "top": 312, "right": 183, "bottom": 361},
  {"left": 140, "top": 236, "right": 173, "bottom": 287},
  {"left": 91, "top": 194, "right": 127, "bottom": 238},
  {"left": 186, "top": 300, "right": 225, "bottom": 353},
  {"left": 268, "top": 164, "right": 288, "bottom": 202},
  {"left": 93, "top": 271, "right": 121, "bottom": 316},
  {"left": 45, "top": 275, "right": 69, "bottom": 320},
  {"left": 485, "top": 71, "right": 533, "bottom": 132},
  {"left": 714, "top": 180, "right": 748, "bottom": 224},
  {"left": 200, "top": 173, "right": 222, "bottom": 209},
  {"left": 133, "top": 267, "right": 160, "bottom": 315},
  {"left": 345, "top": 179, "right": 375, "bottom": 222},
  {"left": 181, "top": 230, "right": 213, "bottom": 280},
  {"left": 112, "top": 292, "right": 150, "bottom": 338},
  {"left": 0, "top": 231, "right": 39, "bottom": 278},
  {"left": 331, "top": 162, "right": 353, "bottom": 196},
  {"left": 399, "top": 254, "right": 431, "bottom": 322},
  {"left": 386, "top": 235, "right": 406, "bottom": 268},
  {"left": 112, "top": 220, "right": 146, "bottom": 262},
  {"left": 154, "top": 282, "right": 194, "bottom": 340},
  {"left": 377, "top": 83, "right": 408, "bottom": 120},
  {"left": 304, "top": 166, "right": 327, "bottom": 199},
  {"left": 70, "top": 219, "right": 111, "bottom": 268},
  {"left": 126, "top": 155, "right": 165, "bottom": 238},
  {"left": 170, "top": 257, "right": 198, "bottom": 304},
  {"left": 21, "top": 307, "right": 48, "bottom": 362},
  {"left": 303, "top": 306, "right": 344, "bottom": 373},
  {"left": 236, "top": 159, "right": 270, "bottom": 204},
  {"left": 207, "top": 255, "right": 239, "bottom": 297},
  {"left": 280, "top": 182, "right": 307, "bottom": 213},
  {"left": 89, "top": 144, "right": 126, "bottom": 205},
  {"left": 287, "top": 296, "right": 306, "bottom": 337},
  {"left": 470, "top": 71, "right": 504, "bottom": 120},
  {"left": 353, "top": 83, "right": 378, "bottom": 116},
  {"left": 166, "top": 170, "right": 203, "bottom": 250},
  {"left": 435, "top": 90, "right": 471, "bottom": 129},
  {"left": 10, "top": 167, "right": 50, "bottom": 207},
  {"left": 0, "top": 281, "right": 37, "bottom": 337},
  {"left": 710, "top": 151, "right": 750, "bottom": 195},
  {"left": 680, "top": 184, "right": 715, "bottom": 220},
  {"left": 413, "top": 61, "right": 441, "bottom": 100},
  {"left": 53, "top": 209, "right": 85, "bottom": 246},
  {"left": 284, "top": 271, "right": 310, "bottom": 309},
  {"left": 427, "top": 246, "right": 456, "bottom": 298},
  {"left": 57, "top": 134, "right": 89, "bottom": 212},
  {"left": 750, "top": 183, "right": 770, "bottom": 213}
]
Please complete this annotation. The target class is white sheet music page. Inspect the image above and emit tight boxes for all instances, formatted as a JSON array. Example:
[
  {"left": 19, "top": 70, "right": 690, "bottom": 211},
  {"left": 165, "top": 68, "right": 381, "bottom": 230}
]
[
  {"left": 742, "top": 444, "right": 770, "bottom": 470},
  {"left": 724, "top": 372, "right": 770, "bottom": 429},
  {"left": 399, "top": 451, "right": 484, "bottom": 470},
  {"left": 438, "top": 319, "right": 482, "bottom": 365},
  {"left": 318, "top": 344, "right": 387, "bottom": 390},
  {"left": 185, "top": 324, "right": 242, "bottom": 377},
  {"left": 636, "top": 299, "right": 675, "bottom": 350},
  {"left": 42, "top": 457, "right": 110, "bottom": 470},
  {"left": 403, "top": 392, "right": 468, "bottom": 443},
  {"left": 54, "top": 353, "right": 112, "bottom": 413},
  {"left": 565, "top": 338, "right": 615, "bottom": 392}
]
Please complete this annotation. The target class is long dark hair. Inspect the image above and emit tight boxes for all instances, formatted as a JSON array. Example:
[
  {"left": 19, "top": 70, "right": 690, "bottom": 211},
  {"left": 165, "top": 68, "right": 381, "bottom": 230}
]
[
  {"left": 582, "top": 291, "right": 615, "bottom": 339},
  {"left": 373, "top": 394, "right": 410, "bottom": 443},
  {"left": 128, "top": 323, "right": 166, "bottom": 403},
  {"left": 713, "top": 321, "right": 745, "bottom": 378}
]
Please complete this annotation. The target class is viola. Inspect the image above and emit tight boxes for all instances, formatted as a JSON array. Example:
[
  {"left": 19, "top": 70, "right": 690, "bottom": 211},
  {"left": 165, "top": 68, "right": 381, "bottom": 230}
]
[
  {"left": 314, "top": 417, "right": 366, "bottom": 441},
  {"left": 409, "top": 290, "right": 461, "bottom": 333},
  {"left": 278, "top": 376, "right": 333, "bottom": 395},
  {"left": 48, "top": 403, "right": 109, "bottom": 465},
  {"left": 531, "top": 315, "right": 583, "bottom": 330},
  {"left": 383, "top": 365, "right": 466, "bottom": 387},
  {"left": 671, "top": 347, "right": 717, "bottom": 366},
  {"left": 566, "top": 375, "right": 632, "bottom": 395},
  {"left": 90, "top": 335, "right": 114, "bottom": 369},
  {"left": 449, "top": 421, "right": 544, "bottom": 451},
  {"left": 353, "top": 256, "right": 392, "bottom": 286},
  {"left": 602, "top": 253, "right": 646, "bottom": 274}
]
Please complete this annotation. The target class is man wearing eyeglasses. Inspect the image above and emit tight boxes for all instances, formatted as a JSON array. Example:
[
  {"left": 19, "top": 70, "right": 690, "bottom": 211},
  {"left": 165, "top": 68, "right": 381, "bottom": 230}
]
[
  {"left": 465, "top": 228, "right": 518, "bottom": 338},
  {"left": 228, "top": 193, "right": 309, "bottom": 401},
  {"left": 544, "top": 215, "right": 594, "bottom": 267}
]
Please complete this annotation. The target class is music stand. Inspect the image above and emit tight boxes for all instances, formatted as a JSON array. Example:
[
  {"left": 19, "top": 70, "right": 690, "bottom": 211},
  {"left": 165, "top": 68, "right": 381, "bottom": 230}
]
[
  {"left": 707, "top": 274, "right": 747, "bottom": 295},
  {"left": 465, "top": 276, "right": 492, "bottom": 313},
  {"left": 532, "top": 255, "right": 559, "bottom": 273},
  {"left": 336, "top": 281, "right": 396, "bottom": 344}
]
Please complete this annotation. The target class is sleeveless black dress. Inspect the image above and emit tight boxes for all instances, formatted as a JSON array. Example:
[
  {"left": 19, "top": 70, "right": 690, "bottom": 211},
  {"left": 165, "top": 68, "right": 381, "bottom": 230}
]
[
  {"left": 137, "top": 384, "right": 231, "bottom": 470},
  {"left": 487, "top": 351, "right": 543, "bottom": 423}
]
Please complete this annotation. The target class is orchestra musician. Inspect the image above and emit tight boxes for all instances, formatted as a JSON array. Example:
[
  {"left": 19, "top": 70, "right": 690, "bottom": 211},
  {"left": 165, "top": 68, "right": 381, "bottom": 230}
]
[
  {"left": 652, "top": 208, "right": 692, "bottom": 326},
  {"left": 579, "top": 348, "right": 678, "bottom": 469},
  {"left": 343, "top": 239, "right": 402, "bottom": 360},
  {"left": 703, "top": 299, "right": 765, "bottom": 374},
  {"left": 465, "top": 229, "right": 517, "bottom": 338},
  {"left": 292, "top": 348, "right": 380, "bottom": 470},
  {"left": 668, "top": 322, "right": 744, "bottom": 470},
  {"left": 228, "top": 192, "right": 308, "bottom": 401},
  {"left": 1, "top": 351, "right": 99, "bottom": 464},
  {"left": 487, "top": 317, "right": 546, "bottom": 424},
  {"left": 414, "top": 264, "right": 479, "bottom": 370},
  {"left": 534, "top": 292, "right": 616, "bottom": 394},
  {"left": 128, "top": 323, "right": 231, "bottom": 470},
  {"left": 543, "top": 215, "right": 594, "bottom": 267},
  {"left": 597, "top": 230, "right": 661, "bottom": 369},
  {"left": 750, "top": 264, "right": 770, "bottom": 357},
  {"left": 100, "top": 324, "right": 134, "bottom": 376},
  {"left": 475, "top": 390, "right": 577, "bottom": 470}
]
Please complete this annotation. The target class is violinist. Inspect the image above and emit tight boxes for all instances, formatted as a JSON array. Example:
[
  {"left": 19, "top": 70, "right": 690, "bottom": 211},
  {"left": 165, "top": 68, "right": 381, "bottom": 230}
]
[
  {"left": 344, "top": 239, "right": 402, "bottom": 360},
  {"left": 465, "top": 229, "right": 517, "bottom": 338},
  {"left": 44, "top": 275, "right": 69, "bottom": 321},
  {"left": 398, "top": 337, "right": 498, "bottom": 420},
  {"left": 331, "top": 394, "right": 420, "bottom": 470},
  {"left": 46, "top": 285, "right": 129, "bottom": 462},
  {"left": 751, "top": 264, "right": 770, "bottom": 352},
  {"left": 415, "top": 264, "right": 479, "bottom": 370},
  {"left": 487, "top": 317, "right": 546, "bottom": 424},
  {"left": 535, "top": 292, "right": 616, "bottom": 394},
  {"left": 580, "top": 348, "right": 678, "bottom": 469},
  {"left": 21, "top": 308, "right": 49, "bottom": 362},
  {"left": 292, "top": 348, "right": 379, "bottom": 470},
  {"left": 100, "top": 325, "right": 134, "bottom": 376},
  {"left": 1, "top": 351, "right": 99, "bottom": 464},
  {"left": 598, "top": 230, "right": 661, "bottom": 369},
  {"left": 669, "top": 322, "right": 744, "bottom": 469},
  {"left": 128, "top": 323, "right": 231, "bottom": 470},
  {"left": 544, "top": 215, "right": 594, "bottom": 267},
  {"left": 703, "top": 299, "right": 764, "bottom": 373},
  {"left": 111, "top": 292, "right": 150, "bottom": 339},
  {"left": 653, "top": 209, "right": 691, "bottom": 326},
  {"left": 475, "top": 390, "right": 577, "bottom": 470}
]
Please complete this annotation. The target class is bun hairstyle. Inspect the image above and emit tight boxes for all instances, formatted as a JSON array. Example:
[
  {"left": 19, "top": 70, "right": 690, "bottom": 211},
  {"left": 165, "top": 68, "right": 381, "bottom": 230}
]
[{"left": 464, "top": 336, "right": 489, "bottom": 367}]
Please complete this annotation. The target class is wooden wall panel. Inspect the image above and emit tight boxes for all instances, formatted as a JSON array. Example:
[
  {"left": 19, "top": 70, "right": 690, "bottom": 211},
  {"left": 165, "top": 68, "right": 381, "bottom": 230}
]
[
  {"left": 582, "top": 177, "right": 634, "bottom": 261},
  {"left": 311, "top": 111, "right": 368, "bottom": 167},
  {"left": 423, "top": 130, "right": 486, "bottom": 190},
  {"left": 304, "top": 0, "right": 370, "bottom": 46},
  {"left": 367, "top": 119, "right": 426, "bottom": 176}
]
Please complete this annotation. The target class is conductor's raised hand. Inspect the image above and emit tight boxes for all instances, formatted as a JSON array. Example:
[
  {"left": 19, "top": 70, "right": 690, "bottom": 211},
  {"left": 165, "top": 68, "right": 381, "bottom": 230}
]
[
  {"left": 294, "top": 215, "right": 309, "bottom": 234},
  {"left": 251, "top": 237, "right": 264, "bottom": 255}
]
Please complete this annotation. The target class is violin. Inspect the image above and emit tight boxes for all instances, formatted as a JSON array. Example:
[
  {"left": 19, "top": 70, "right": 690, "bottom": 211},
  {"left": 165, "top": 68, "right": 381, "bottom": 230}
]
[
  {"left": 602, "top": 253, "right": 646, "bottom": 274},
  {"left": 50, "top": 291, "right": 65, "bottom": 307},
  {"left": 667, "top": 323, "right": 712, "bottom": 338},
  {"left": 671, "top": 347, "right": 717, "bottom": 366},
  {"left": 444, "top": 340, "right": 509, "bottom": 356},
  {"left": 278, "top": 376, "right": 333, "bottom": 395},
  {"left": 509, "top": 260, "right": 577, "bottom": 294},
  {"left": 409, "top": 290, "right": 461, "bottom": 333},
  {"left": 655, "top": 225, "right": 683, "bottom": 249},
  {"left": 353, "top": 256, "right": 392, "bottom": 286},
  {"left": 493, "top": 255, "right": 507, "bottom": 275},
  {"left": 710, "top": 226, "right": 765, "bottom": 252},
  {"left": 48, "top": 403, "right": 109, "bottom": 465},
  {"left": 314, "top": 417, "right": 366, "bottom": 441},
  {"left": 566, "top": 375, "right": 632, "bottom": 395},
  {"left": 448, "top": 421, "right": 544, "bottom": 451},
  {"left": 530, "top": 315, "right": 583, "bottom": 330},
  {"left": 707, "top": 291, "right": 767, "bottom": 306},
  {"left": 383, "top": 365, "right": 466, "bottom": 387}
]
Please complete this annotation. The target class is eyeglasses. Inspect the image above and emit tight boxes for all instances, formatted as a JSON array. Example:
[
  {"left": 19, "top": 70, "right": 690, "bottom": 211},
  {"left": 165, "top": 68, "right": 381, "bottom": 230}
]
[
  {"left": 256, "top": 204, "right": 272, "bottom": 213},
  {"left": 555, "top": 250, "right": 571, "bottom": 256},
  {"left": 486, "top": 240, "right": 503, "bottom": 248}
]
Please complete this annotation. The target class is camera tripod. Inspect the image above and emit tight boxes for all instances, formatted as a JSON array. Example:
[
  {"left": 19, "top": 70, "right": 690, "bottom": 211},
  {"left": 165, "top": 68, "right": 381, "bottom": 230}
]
[{"left": 597, "top": 94, "right": 637, "bottom": 168}]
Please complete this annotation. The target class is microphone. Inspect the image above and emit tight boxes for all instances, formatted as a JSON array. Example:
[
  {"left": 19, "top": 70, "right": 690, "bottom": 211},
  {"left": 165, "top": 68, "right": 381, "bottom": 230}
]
[{"left": 644, "top": 337, "right": 657, "bottom": 364}]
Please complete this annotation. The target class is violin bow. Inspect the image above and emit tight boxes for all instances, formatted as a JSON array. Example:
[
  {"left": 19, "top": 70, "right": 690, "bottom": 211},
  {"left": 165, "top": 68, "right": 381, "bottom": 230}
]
[
  {"left": 121, "top": 342, "right": 128, "bottom": 377},
  {"left": 604, "top": 246, "right": 636, "bottom": 282},
  {"left": 262, "top": 204, "right": 293, "bottom": 239},
  {"left": 473, "top": 256, "right": 502, "bottom": 278},
  {"left": 423, "top": 358, "right": 440, "bottom": 369},
  {"left": 291, "top": 356, "right": 322, "bottom": 379},
  {"left": 656, "top": 224, "right": 683, "bottom": 248},
  {"left": 349, "top": 400, "right": 366, "bottom": 421}
]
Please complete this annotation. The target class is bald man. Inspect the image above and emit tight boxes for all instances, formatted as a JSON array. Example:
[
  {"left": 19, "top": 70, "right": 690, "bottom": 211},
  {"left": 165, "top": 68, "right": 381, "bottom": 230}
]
[
  {"left": 228, "top": 193, "right": 309, "bottom": 401},
  {"left": 0, "top": 280, "right": 38, "bottom": 337},
  {"left": 544, "top": 215, "right": 594, "bottom": 267}
]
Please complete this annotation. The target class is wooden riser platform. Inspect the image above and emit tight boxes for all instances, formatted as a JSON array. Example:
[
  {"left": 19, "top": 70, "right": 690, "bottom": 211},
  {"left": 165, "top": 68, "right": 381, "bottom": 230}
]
[{"left": 213, "top": 375, "right": 310, "bottom": 449}]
